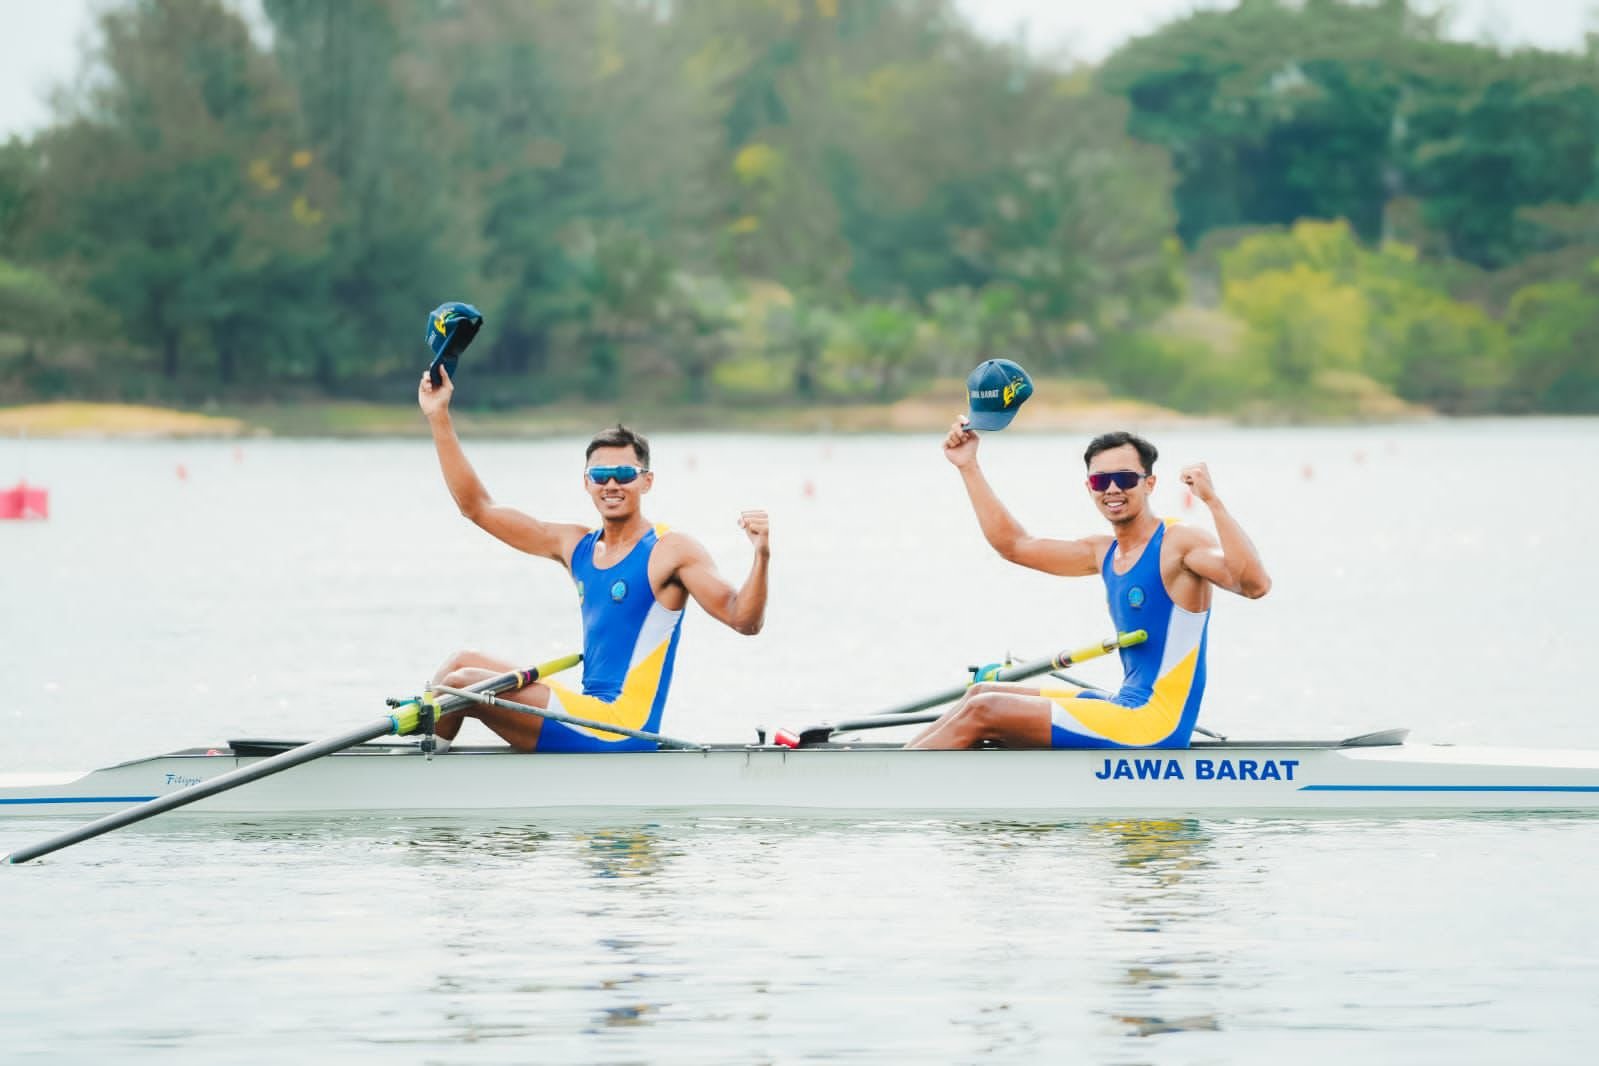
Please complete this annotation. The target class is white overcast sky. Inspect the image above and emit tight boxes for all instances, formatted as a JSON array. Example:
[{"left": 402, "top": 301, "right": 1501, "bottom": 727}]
[{"left": 2, "top": 0, "right": 1594, "bottom": 139}]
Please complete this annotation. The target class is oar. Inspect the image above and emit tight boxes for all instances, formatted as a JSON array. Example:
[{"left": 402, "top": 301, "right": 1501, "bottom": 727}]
[
  {"left": 785, "top": 631, "right": 1146, "bottom": 746},
  {"left": 431, "top": 685, "right": 706, "bottom": 751},
  {"left": 3, "top": 653, "right": 581, "bottom": 865}
]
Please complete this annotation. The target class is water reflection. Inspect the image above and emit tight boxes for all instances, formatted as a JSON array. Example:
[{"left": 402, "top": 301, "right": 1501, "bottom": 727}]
[
  {"left": 1091, "top": 819, "right": 1226, "bottom": 1039},
  {"left": 574, "top": 825, "right": 673, "bottom": 881}
]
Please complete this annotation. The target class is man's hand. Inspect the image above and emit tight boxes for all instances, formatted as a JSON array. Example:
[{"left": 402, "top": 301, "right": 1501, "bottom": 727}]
[
  {"left": 738, "top": 510, "right": 771, "bottom": 555},
  {"left": 1180, "top": 462, "right": 1218, "bottom": 505},
  {"left": 943, "top": 417, "right": 979, "bottom": 469},
  {"left": 418, "top": 365, "right": 454, "bottom": 421}
]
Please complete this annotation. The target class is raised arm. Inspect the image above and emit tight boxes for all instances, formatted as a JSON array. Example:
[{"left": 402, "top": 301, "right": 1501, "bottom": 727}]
[
  {"left": 1176, "top": 462, "right": 1271, "bottom": 598},
  {"left": 664, "top": 513, "right": 771, "bottom": 635},
  {"left": 418, "top": 369, "right": 587, "bottom": 564},
  {"left": 943, "top": 419, "right": 1103, "bottom": 577}
]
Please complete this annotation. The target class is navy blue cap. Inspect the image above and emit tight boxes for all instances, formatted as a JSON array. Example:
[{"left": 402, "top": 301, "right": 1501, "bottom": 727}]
[
  {"left": 426, "top": 302, "right": 484, "bottom": 385},
  {"left": 427, "top": 302, "right": 483, "bottom": 360},
  {"left": 964, "top": 358, "right": 1034, "bottom": 430}
]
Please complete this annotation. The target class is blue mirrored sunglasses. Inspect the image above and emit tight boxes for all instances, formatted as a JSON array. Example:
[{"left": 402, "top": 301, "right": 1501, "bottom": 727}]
[
  {"left": 587, "top": 464, "right": 648, "bottom": 485},
  {"left": 1087, "top": 470, "right": 1146, "bottom": 492}
]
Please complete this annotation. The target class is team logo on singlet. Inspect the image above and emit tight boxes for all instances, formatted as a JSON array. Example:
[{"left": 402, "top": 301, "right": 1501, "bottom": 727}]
[
  {"left": 1127, "top": 586, "right": 1146, "bottom": 609},
  {"left": 610, "top": 580, "right": 628, "bottom": 602},
  {"left": 576, "top": 582, "right": 584, "bottom": 602}
]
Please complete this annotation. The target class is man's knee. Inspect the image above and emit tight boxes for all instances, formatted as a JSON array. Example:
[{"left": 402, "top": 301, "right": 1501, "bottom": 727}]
[
  {"left": 446, "top": 648, "right": 486, "bottom": 672},
  {"left": 441, "top": 664, "right": 495, "bottom": 689},
  {"left": 960, "top": 693, "right": 1007, "bottom": 737}
]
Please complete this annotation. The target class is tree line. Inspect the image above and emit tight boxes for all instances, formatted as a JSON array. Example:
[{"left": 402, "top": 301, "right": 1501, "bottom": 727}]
[{"left": 1, "top": 0, "right": 1596, "bottom": 416}]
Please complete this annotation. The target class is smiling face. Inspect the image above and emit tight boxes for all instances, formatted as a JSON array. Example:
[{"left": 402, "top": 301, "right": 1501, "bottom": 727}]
[
  {"left": 1085, "top": 443, "right": 1155, "bottom": 527},
  {"left": 584, "top": 443, "right": 653, "bottom": 521}
]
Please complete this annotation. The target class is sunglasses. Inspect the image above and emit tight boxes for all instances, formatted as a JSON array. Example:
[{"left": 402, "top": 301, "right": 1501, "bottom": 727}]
[
  {"left": 1087, "top": 470, "right": 1147, "bottom": 492},
  {"left": 587, "top": 464, "right": 649, "bottom": 485}
]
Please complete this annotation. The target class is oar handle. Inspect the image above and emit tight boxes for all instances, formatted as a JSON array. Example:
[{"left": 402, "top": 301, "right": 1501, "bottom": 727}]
[
  {"left": 860, "top": 631, "right": 1143, "bottom": 720},
  {"left": 388, "top": 653, "right": 583, "bottom": 736},
  {"left": 1050, "top": 629, "right": 1146, "bottom": 671}
]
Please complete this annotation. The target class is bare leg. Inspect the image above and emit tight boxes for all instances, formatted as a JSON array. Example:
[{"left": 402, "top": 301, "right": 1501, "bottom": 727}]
[
  {"left": 906, "top": 688, "right": 1055, "bottom": 750},
  {"left": 427, "top": 650, "right": 551, "bottom": 751},
  {"left": 904, "top": 682, "right": 1043, "bottom": 746}
]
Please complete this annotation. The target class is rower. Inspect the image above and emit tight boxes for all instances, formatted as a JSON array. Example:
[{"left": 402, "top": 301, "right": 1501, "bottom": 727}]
[
  {"left": 416, "top": 314, "right": 771, "bottom": 753},
  {"left": 907, "top": 363, "right": 1270, "bottom": 750}
]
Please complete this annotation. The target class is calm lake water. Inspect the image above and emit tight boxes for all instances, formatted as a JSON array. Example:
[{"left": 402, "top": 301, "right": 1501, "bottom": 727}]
[{"left": 4, "top": 421, "right": 1599, "bottom": 1063}]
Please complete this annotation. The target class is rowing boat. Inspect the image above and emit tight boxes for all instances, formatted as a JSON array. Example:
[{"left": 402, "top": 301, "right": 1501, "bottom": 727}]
[{"left": 6, "top": 729, "right": 1599, "bottom": 817}]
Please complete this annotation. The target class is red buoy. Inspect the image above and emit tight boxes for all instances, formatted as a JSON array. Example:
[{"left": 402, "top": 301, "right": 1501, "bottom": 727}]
[{"left": 0, "top": 481, "right": 48, "bottom": 520}]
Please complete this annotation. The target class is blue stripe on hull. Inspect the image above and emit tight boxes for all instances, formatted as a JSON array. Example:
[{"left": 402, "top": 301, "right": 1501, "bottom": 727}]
[
  {"left": 1301, "top": 785, "right": 1599, "bottom": 793},
  {"left": 0, "top": 796, "right": 157, "bottom": 805}
]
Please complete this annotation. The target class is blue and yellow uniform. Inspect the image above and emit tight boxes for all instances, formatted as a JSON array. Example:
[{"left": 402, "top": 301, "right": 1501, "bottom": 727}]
[
  {"left": 1042, "top": 521, "right": 1209, "bottom": 749},
  {"left": 536, "top": 526, "right": 684, "bottom": 752}
]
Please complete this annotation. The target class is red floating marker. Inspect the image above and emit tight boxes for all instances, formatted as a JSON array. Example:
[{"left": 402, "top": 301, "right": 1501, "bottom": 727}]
[
  {"left": 0, "top": 481, "right": 48, "bottom": 520},
  {"left": 773, "top": 728, "right": 799, "bottom": 749},
  {"left": 801, "top": 479, "right": 816, "bottom": 499},
  {"left": 176, "top": 463, "right": 189, "bottom": 481}
]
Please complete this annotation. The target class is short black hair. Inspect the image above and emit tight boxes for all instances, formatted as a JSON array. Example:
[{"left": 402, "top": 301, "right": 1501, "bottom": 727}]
[
  {"left": 586, "top": 424, "right": 651, "bottom": 468},
  {"left": 1084, "top": 431, "right": 1157, "bottom": 474}
]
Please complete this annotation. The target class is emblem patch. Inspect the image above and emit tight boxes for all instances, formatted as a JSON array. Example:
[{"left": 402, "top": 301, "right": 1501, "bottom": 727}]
[
  {"left": 610, "top": 580, "right": 628, "bottom": 602},
  {"left": 1127, "top": 586, "right": 1146, "bottom": 609}
]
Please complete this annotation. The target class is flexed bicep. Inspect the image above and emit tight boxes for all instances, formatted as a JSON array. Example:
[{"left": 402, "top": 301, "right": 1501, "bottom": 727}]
[{"left": 666, "top": 530, "right": 769, "bottom": 635}]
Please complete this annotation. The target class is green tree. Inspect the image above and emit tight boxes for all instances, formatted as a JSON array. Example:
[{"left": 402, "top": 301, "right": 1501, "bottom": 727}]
[
  {"left": 1221, "top": 219, "right": 1511, "bottom": 411},
  {"left": 30, "top": 0, "right": 329, "bottom": 388},
  {"left": 1505, "top": 277, "right": 1599, "bottom": 411},
  {"left": 264, "top": 0, "right": 460, "bottom": 387}
]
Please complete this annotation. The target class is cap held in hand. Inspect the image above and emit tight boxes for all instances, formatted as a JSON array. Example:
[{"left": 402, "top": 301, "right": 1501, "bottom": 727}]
[
  {"left": 964, "top": 358, "right": 1033, "bottom": 431},
  {"left": 426, "top": 301, "right": 484, "bottom": 385}
]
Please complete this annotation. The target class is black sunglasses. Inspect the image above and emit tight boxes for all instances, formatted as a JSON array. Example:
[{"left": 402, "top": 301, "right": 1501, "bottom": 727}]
[{"left": 1087, "top": 470, "right": 1146, "bottom": 492}]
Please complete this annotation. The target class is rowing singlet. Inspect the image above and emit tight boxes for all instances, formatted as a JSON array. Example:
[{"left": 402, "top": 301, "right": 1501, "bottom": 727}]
[
  {"left": 1043, "top": 521, "right": 1210, "bottom": 749},
  {"left": 544, "top": 527, "right": 683, "bottom": 750}
]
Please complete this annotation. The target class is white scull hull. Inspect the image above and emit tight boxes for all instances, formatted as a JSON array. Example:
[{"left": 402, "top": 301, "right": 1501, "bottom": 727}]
[{"left": 5, "top": 735, "right": 1599, "bottom": 817}]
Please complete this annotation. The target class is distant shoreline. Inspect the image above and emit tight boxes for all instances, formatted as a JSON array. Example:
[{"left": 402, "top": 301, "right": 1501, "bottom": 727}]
[{"left": 0, "top": 397, "right": 1455, "bottom": 440}]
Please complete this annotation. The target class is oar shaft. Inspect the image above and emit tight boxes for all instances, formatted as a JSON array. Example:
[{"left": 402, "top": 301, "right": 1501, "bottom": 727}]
[
  {"left": 867, "top": 631, "right": 1146, "bottom": 718},
  {"left": 794, "top": 631, "right": 1147, "bottom": 745},
  {"left": 5, "top": 654, "right": 581, "bottom": 865},
  {"left": 431, "top": 685, "right": 705, "bottom": 750},
  {"left": 4, "top": 718, "right": 396, "bottom": 865}
]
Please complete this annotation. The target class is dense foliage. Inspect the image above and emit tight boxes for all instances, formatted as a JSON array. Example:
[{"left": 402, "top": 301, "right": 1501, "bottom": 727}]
[{"left": 3, "top": 0, "right": 1597, "bottom": 415}]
